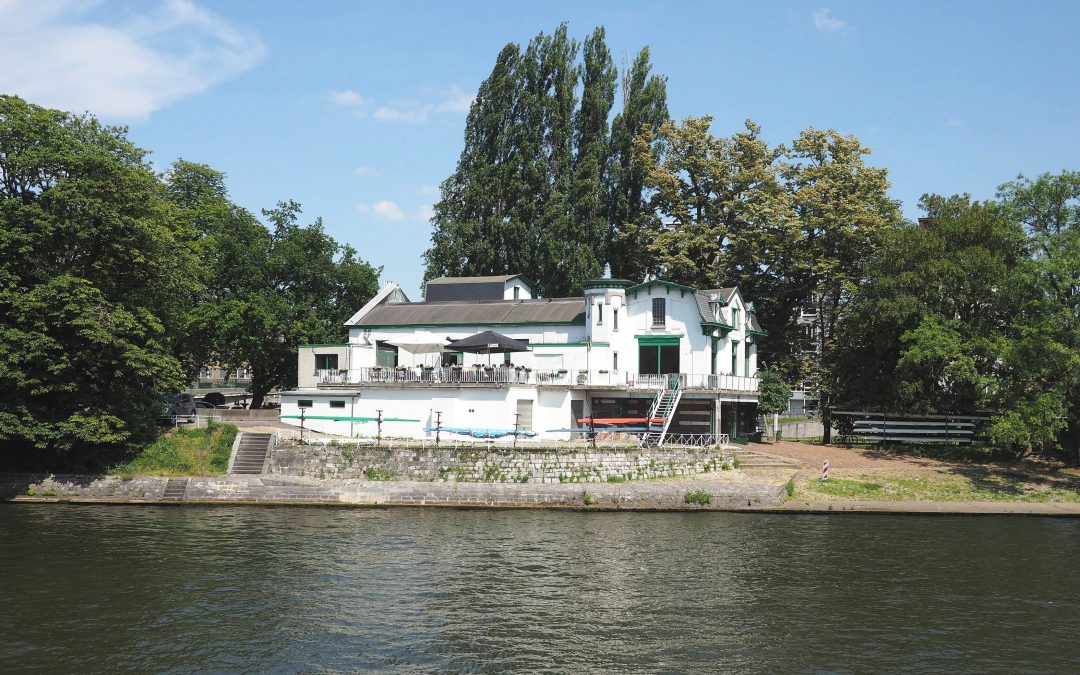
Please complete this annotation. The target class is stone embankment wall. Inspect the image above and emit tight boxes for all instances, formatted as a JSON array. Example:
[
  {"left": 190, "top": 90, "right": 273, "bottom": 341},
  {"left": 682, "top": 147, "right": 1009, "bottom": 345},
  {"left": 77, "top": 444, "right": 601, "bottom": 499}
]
[
  {"left": 269, "top": 444, "right": 735, "bottom": 484},
  {"left": 1, "top": 472, "right": 791, "bottom": 509}
]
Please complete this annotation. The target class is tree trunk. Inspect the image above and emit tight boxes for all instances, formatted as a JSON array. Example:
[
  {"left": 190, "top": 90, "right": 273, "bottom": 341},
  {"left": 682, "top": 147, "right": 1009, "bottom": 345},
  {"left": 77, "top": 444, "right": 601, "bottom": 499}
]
[{"left": 249, "top": 379, "right": 272, "bottom": 410}]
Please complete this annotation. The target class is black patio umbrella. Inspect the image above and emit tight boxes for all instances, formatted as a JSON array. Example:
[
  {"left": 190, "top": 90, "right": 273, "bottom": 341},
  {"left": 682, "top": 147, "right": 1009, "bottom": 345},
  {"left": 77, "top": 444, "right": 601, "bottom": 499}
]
[{"left": 445, "top": 330, "right": 531, "bottom": 365}]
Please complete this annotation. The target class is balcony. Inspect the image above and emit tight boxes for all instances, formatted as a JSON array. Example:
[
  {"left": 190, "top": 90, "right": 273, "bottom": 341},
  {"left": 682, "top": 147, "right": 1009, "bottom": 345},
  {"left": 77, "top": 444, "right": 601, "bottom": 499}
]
[{"left": 315, "top": 367, "right": 758, "bottom": 393}]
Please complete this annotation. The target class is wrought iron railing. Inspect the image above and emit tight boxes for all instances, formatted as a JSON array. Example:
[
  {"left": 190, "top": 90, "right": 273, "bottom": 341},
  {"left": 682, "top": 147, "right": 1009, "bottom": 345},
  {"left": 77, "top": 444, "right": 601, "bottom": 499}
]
[{"left": 662, "top": 433, "right": 730, "bottom": 448}]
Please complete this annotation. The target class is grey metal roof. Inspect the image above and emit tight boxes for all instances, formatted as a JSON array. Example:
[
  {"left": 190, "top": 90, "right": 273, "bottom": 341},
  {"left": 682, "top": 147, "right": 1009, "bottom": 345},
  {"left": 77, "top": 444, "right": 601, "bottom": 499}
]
[
  {"left": 354, "top": 298, "right": 586, "bottom": 327},
  {"left": 702, "top": 287, "right": 737, "bottom": 303},
  {"left": 749, "top": 313, "right": 766, "bottom": 334},
  {"left": 695, "top": 288, "right": 738, "bottom": 326},
  {"left": 426, "top": 275, "right": 519, "bottom": 285}
]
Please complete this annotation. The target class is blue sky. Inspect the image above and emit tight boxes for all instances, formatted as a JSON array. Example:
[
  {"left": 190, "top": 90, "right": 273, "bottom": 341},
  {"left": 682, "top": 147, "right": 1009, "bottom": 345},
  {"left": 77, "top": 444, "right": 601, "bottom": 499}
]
[{"left": 3, "top": 1, "right": 1078, "bottom": 298}]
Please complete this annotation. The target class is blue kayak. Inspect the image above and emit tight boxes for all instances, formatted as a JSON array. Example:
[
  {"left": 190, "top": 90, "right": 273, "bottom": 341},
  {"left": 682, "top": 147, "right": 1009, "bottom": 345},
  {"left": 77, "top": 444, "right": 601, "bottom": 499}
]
[{"left": 424, "top": 427, "right": 538, "bottom": 439}]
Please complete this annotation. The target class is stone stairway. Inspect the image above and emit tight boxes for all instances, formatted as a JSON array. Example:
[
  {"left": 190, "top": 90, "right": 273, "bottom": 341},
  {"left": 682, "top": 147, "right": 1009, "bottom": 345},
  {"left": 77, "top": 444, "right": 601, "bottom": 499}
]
[
  {"left": 231, "top": 432, "right": 273, "bottom": 475},
  {"left": 729, "top": 447, "right": 797, "bottom": 468},
  {"left": 162, "top": 478, "right": 189, "bottom": 500}
]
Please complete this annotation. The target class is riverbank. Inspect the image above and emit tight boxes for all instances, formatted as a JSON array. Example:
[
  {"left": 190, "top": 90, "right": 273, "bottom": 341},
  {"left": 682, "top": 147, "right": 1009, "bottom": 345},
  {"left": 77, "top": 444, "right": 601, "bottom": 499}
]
[
  {"left": 5, "top": 466, "right": 1080, "bottom": 515},
  {"left": 1, "top": 469, "right": 795, "bottom": 510}
]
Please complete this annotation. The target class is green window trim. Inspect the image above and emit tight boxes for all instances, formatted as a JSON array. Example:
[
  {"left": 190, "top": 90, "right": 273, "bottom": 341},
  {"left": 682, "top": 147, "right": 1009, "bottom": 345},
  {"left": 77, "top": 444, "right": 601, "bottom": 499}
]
[{"left": 635, "top": 335, "right": 681, "bottom": 346}]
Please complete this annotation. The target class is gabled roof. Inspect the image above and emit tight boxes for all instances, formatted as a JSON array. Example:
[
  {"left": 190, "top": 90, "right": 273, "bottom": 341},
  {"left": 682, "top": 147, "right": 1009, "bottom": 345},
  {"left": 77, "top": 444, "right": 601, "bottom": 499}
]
[
  {"left": 352, "top": 297, "right": 586, "bottom": 328},
  {"left": 344, "top": 282, "right": 411, "bottom": 326}
]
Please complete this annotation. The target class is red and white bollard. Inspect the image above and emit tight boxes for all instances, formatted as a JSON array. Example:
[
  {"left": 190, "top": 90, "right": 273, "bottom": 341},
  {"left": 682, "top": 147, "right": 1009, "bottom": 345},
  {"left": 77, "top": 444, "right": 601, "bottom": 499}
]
[{"left": 821, "top": 459, "right": 829, "bottom": 481}]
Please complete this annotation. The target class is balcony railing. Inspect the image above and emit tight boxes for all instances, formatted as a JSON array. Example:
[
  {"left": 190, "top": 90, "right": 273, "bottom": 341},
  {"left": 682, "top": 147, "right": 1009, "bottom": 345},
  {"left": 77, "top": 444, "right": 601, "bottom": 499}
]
[{"left": 316, "top": 368, "right": 758, "bottom": 392}]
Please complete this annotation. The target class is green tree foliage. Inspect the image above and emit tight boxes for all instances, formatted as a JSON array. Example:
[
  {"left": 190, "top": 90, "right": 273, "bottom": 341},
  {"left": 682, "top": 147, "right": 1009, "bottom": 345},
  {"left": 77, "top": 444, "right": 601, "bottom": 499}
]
[
  {"left": 188, "top": 200, "right": 380, "bottom": 409},
  {"left": 424, "top": 25, "right": 668, "bottom": 296},
  {"left": 835, "top": 178, "right": 1080, "bottom": 458},
  {"left": 569, "top": 27, "right": 617, "bottom": 287},
  {"left": 607, "top": 46, "right": 669, "bottom": 281},
  {"left": 757, "top": 367, "right": 793, "bottom": 416},
  {"left": 636, "top": 117, "right": 898, "bottom": 432},
  {"left": 0, "top": 96, "right": 381, "bottom": 467},
  {"left": 995, "top": 172, "right": 1080, "bottom": 457},
  {"left": 0, "top": 95, "right": 197, "bottom": 468}
]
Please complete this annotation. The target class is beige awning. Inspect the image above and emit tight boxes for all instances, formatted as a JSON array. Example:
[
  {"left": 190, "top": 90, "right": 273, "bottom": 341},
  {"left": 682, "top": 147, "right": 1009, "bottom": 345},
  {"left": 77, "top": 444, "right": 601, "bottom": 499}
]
[{"left": 386, "top": 341, "right": 446, "bottom": 354}]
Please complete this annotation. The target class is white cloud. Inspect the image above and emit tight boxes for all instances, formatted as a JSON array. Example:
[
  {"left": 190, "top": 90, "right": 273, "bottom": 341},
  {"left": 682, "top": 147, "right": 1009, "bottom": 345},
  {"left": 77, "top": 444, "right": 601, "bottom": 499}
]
[
  {"left": 436, "top": 86, "right": 474, "bottom": 113},
  {"left": 354, "top": 166, "right": 381, "bottom": 176},
  {"left": 419, "top": 184, "right": 439, "bottom": 196},
  {"left": 0, "top": 0, "right": 265, "bottom": 120},
  {"left": 812, "top": 8, "right": 852, "bottom": 34},
  {"left": 944, "top": 115, "right": 966, "bottom": 128},
  {"left": 358, "top": 199, "right": 433, "bottom": 222},
  {"left": 328, "top": 89, "right": 366, "bottom": 107},
  {"left": 373, "top": 101, "right": 432, "bottom": 124},
  {"left": 335, "top": 86, "right": 474, "bottom": 124}
]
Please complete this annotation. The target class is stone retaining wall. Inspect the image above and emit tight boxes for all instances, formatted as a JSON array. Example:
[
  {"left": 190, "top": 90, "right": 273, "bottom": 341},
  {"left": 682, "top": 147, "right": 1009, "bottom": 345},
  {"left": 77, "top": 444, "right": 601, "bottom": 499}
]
[
  {"left": 269, "top": 444, "right": 736, "bottom": 484},
  {"left": 0, "top": 471, "right": 791, "bottom": 509}
]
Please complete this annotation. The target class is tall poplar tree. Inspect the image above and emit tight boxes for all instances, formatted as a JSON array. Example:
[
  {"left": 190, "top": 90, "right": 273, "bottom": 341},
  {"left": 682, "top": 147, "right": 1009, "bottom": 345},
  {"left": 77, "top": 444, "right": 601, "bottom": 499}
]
[
  {"left": 567, "top": 27, "right": 617, "bottom": 290},
  {"left": 424, "top": 25, "right": 664, "bottom": 297},
  {"left": 608, "top": 47, "right": 669, "bottom": 281}
]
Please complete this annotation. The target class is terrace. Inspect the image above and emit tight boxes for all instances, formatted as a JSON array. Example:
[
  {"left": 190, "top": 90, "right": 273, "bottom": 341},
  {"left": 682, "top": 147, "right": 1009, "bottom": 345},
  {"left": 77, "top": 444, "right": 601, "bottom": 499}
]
[{"left": 315, "top": 366, "right": 758, "bottom": 393}]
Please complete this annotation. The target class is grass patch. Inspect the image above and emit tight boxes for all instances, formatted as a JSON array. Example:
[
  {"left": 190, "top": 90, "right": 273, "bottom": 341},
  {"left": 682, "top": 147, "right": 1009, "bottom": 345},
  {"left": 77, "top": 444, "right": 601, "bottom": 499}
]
[
  {"left": 684, "top": 489, "right": 712, "bottom": 505},
  {"left": 803, "top": 471, "right": 1080, "bottom": 503},
  {"left": 364, "top": 466, "right": 396, "bottom": 481},
  {"left": 110, "top": 422, "right": 238, "bottom": 477},
  {"left": 606, "top": 475, "right": 627, "bottom": 483}
]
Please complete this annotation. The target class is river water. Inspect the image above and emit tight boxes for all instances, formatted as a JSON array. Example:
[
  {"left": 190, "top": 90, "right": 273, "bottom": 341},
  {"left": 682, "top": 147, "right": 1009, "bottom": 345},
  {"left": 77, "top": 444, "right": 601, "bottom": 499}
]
[{"left": 1, "top": 505, "right": 1077, "bottom": 673}]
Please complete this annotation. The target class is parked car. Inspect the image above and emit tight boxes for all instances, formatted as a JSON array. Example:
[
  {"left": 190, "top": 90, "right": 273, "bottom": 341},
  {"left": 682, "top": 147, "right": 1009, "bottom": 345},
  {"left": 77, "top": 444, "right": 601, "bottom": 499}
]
[
  {"left": 194, "top": 400, "right": 221, "bottom": 409},
  {"left": 159, "top": 393, "right": 196, "bottom": 423}
]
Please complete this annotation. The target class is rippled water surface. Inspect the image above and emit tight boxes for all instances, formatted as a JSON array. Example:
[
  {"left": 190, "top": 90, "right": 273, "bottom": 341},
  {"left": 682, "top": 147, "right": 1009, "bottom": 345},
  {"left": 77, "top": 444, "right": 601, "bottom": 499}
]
[{"left": 2, "top": 505, "right": 1078, "bottom": 673}]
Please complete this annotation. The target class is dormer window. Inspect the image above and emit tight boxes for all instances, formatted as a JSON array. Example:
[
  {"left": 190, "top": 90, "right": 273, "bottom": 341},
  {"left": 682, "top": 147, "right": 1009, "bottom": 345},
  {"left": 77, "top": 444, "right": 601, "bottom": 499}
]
[
  {"left": 732, "top": 307, "right": 741, "bottom": 329},
  {"left": 652, "top": 298, "right": 666, "bottom": 327}
]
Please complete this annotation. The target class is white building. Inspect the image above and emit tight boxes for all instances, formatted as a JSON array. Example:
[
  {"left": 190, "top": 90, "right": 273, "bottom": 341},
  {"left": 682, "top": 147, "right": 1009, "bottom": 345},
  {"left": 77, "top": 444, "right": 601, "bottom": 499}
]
[{"left": 279, "top": 275, "right": 766, "bottom": 443}]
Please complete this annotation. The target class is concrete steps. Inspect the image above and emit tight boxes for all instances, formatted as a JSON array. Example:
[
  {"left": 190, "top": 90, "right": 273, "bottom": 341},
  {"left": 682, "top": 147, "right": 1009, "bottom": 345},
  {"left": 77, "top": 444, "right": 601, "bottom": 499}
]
[
  {"left": 162, "top": 478, "right": 189, "bottom": 500},
  {"left": 231, "top": 432, "right": 273, "bottom": 475}
]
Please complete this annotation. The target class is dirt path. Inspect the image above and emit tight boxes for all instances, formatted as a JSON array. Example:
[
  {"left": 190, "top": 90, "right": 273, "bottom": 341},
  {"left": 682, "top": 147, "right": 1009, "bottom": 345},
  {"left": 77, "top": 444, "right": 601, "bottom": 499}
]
[{"left": 749, "top": 440, "right": 951, "bottom": 470}]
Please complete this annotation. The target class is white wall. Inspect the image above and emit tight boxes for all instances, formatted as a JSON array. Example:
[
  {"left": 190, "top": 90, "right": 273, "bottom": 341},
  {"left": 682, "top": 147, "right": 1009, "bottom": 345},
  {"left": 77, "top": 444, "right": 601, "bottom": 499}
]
[{"left": 280, "top": 386, "right": 579, "bottom": 440}]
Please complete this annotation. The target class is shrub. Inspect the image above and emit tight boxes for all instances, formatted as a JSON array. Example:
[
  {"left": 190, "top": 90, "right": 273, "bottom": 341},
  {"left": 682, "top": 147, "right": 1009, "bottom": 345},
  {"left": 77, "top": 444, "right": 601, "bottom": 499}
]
[
  {"left": 684, "top": 489, "right": 712, "bottom": 505},
  {"left": 364, "top": 466, "right": 395, "bottom": 481},
  {"left": 582, "top": 490, "right": 595, "bottom": 506}
]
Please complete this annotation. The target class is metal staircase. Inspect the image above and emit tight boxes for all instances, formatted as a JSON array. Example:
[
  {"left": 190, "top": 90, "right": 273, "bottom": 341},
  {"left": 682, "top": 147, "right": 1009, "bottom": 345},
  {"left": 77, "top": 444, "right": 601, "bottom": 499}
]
[{"left": 640, "top": 385, "right": 682, "bottom": 447}]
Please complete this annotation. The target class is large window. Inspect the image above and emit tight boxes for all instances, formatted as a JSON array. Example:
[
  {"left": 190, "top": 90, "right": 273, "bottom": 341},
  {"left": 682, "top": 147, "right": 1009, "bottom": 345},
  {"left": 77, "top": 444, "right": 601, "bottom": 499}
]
[
  {"left": 315, "top": 353, "right": 339, "bottom": 371},
  {"left": 652, "top": 298, "right": 666, "bottom": 327},
  {"left": 637, "top": 336, "right": 680, "bottom": 375},
  {"left": 731, "top": 341, "right": 740, "bottom": 376},
  {"left": 375, "top": 341, "right": 399, "bottom": 368},
  {"left": 731, "top": 307, "right": 741, "bottom": 329},
  {"left": 298, "top": 399, "right": 313, "bottom": 408}
]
